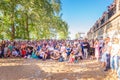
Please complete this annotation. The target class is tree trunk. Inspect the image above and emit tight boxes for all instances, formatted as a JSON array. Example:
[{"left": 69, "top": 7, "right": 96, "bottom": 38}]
[
  {"left": 11, "top": 20, "right": 15, "bottom": 40},
  {"left": 26, "top": 13, "right": 30, "bottom": 40},
  {"left": 11, "top": 1, "right": 15, "bottom": 40}
]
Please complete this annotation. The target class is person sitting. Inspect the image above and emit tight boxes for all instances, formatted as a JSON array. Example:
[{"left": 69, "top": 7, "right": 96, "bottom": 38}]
[
  {"left": 21, "top": 48, "right": 26, "bottom": 57},
  {"left": 61, "top": 50, "right": 67, "bottom": 61},
  {"left": 37, "top": 49, "right": 47, "bottom": 60},
  {"left": 11, "top": 48, "right": 19, "bottom": 57},
  {"left": 74, "top": 48, "right": 83, "bottom": 63},
  {"left": 31, "top": 48, "right": 38, "bottom": 59},
  {"left": 24, "top": 48, "right": 32, "bottom": 59},
  {"left": 59, "top": 53, "right": 64, "bottom": 62},
  {"left": 51, "top": 50, "right": 60, "bottom": 60}
]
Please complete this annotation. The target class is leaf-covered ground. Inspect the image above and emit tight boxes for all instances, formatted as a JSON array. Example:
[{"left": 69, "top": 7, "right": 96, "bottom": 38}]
[{"left": 0, "top": 58, "right": 118, "bottom": 80}]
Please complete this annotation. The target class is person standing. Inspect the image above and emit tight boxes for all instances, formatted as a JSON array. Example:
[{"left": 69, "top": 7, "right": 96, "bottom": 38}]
[
  {"left": 80, "top": 40, "right": 84, "bottom": 57},
  {"left": 99, "top": 37, "right": 104, "bottom": 57},
  {"left": 101, "top": 37, "right": 112, "bottom": 71},
  {"left": 89, "top": 39, "right": 95, "bottom": 60},
  {"left": 110, "top": 37, "right": 120, "bottom": 74},
  {"left": 94, "top": 39, "right": 100, "bottom": 61},
  {"left": 83, "top": 38, "right": 90, "bottom": 59}
]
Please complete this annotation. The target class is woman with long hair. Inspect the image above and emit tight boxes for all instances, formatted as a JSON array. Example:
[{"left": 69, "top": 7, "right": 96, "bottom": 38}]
[{"left": 94, "top": 39, "right": 100, "bottom": 61}]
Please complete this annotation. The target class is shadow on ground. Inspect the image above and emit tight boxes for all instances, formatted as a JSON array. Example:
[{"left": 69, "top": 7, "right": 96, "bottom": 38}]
[{"left": 0, "top": 59, "right": 115, "bottom": 80}]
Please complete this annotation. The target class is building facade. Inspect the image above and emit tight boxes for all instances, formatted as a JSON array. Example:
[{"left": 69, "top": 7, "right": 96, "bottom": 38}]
[
  {"left": 75, "top": 32, "right": 85, "bottom": 40},
  {"left": 87, "top": 0, "right": 120, "bottom": 40}
]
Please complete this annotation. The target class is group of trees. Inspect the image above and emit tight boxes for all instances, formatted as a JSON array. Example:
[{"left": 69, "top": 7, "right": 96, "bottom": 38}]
[{"left": 0, "top": 0, "right": 69, "bottom": 40}]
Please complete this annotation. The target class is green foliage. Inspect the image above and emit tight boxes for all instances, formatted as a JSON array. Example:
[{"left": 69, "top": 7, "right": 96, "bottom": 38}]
[{"left": 0, "top": 0, "right": 69, "bottom": 40}]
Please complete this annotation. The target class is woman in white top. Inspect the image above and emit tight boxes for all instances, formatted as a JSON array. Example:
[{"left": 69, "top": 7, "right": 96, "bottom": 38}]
[{"left": 110, "top": 38, "right": 120, "bottom": 74}]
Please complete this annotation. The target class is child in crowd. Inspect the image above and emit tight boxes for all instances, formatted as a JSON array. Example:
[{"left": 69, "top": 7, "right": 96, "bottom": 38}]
[{"left": 68, "top": 51, "right": 75, "bottom": 63}]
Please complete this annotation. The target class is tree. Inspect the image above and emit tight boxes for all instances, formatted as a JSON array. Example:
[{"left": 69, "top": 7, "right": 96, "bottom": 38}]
[{"left": 0, "top": 0, "right": 69, "bottom": 40}]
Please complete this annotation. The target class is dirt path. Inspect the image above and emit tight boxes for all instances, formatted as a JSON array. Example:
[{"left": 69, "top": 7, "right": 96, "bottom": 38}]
[{"left": 0, "top": 58, "right": 118, "bottom": 80}]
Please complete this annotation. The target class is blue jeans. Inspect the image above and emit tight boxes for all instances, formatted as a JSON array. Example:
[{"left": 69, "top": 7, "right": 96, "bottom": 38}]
[
  {"left": 110, "top": 55, "right": 119, "bottom": 71},
  {"left": 101, "top": 53, "right": 110, "bottom": 68},
  {"left": 106, "top": 54, "right": 110, "bottom": 69},
  {"left": 83, "top": 48, "right": 88, "bottom": 59},
  {"left": 117, "top": 57, "right": 120, "bottom": 78},
  {"left": 118, "top": 67, "right": 120, "bottom": 79}
]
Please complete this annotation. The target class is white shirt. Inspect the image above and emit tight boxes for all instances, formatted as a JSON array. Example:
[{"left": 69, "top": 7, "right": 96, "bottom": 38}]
[
  {"left": 111, "top": 44, "right": 120, "bottom": 56},
  {"left": 104, "top": 42, "right": 112, "bottom": 53},
  {"left": 99, "top": 40, "right": 104, "bottom": 47}
]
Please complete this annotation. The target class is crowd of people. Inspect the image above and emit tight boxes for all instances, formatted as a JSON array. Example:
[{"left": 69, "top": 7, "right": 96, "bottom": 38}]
[
  {"left": 0, "top": 37, "right": 120, "bottom": 78},
  {"left": 0, "top": 40, "right": 84, "bottom": 62}
]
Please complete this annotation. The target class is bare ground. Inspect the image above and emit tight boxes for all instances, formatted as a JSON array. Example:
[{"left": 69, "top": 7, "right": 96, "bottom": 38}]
[{"left": 0, "top": 58, "right": 118, "bottom": 80}]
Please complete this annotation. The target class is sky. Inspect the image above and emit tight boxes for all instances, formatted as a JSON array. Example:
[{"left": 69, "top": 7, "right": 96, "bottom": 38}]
[{"left": 61, "top": 0, "right": 113, "bottom": 39}]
